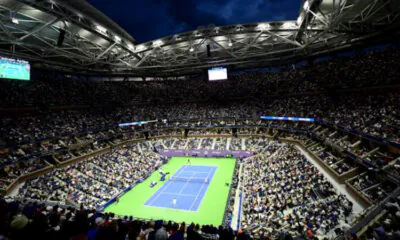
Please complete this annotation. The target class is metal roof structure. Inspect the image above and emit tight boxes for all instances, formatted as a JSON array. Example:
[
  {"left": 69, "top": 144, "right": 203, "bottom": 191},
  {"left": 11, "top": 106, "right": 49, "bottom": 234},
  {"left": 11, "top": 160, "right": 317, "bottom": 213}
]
[{"left": 0, "top": 0, "right": 399, "bottom": 76}]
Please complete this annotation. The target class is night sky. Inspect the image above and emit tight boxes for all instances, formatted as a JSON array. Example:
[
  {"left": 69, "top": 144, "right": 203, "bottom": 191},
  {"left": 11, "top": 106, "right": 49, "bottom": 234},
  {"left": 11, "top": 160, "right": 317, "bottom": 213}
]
[{"left": 86, "top": 0, "right": 301, "bottom": 43}]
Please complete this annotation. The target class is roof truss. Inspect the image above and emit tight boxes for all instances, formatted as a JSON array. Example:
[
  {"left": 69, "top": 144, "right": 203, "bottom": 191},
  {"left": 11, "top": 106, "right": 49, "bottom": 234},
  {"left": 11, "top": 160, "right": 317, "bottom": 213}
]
[{"left": 0, "top": 0, "right": 398, "bottom": 75}]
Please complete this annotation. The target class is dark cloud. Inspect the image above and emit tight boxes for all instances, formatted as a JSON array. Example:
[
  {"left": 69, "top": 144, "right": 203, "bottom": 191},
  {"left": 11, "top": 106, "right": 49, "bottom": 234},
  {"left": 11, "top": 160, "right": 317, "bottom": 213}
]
[{"left": 86, "top": 0, "right": 300, "bottom": 43}]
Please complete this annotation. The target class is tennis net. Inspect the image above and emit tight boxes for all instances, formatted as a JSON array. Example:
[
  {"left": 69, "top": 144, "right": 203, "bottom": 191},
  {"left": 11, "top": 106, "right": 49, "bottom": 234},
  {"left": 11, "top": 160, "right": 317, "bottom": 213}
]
[{"left": 169, "top": 176, "right": 209, "bottom": 183}]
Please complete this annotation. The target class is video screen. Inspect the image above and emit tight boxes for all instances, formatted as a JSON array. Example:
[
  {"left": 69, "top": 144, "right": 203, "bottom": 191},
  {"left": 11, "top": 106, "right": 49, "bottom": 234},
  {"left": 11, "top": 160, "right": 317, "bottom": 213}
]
[
  {"left": 208, "top": 67, "right": 227, "bottom": 81},
  {"left": 0, "top": 56, "right": 30, "bottom": 81}
]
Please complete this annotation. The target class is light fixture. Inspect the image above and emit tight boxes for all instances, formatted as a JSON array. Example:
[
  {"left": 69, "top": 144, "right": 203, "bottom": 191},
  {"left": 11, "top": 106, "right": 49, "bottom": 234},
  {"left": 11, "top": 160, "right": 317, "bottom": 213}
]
[
  {"left": 96, "top": 25, "right": 107, "bottom": 34},
  {"left": 257, "top": 23, "right": 270, "bottom": 31},
  {"left": 11, "top": 18, "right": 19, "bottom": 24},
  {"left": 153, "top": 40, "right": 162, "bottom": 46},
  {"left": 136, "top": 45, "right": 145, "bottom": 51},
  {"left": 303, "top": 0, "right": 310, "bottom": 11},
  {"left": 297, "top": 16, "right": 303, "bottom": 25},
  {"left": 282, "top": 22, "right": 295, "bottom": 29},
  {"left": 189, "top": 47, "right": 194, "bottom": 52},
  {"left": 228, "top": 41, "right": 233, "bottom": 47}
]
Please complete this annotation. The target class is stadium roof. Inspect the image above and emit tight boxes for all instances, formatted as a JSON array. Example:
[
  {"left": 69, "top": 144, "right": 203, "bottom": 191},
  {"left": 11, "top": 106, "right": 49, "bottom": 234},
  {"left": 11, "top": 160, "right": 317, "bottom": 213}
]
[{"left": 0, "top": 0, "right": 399, "bottom": 76}]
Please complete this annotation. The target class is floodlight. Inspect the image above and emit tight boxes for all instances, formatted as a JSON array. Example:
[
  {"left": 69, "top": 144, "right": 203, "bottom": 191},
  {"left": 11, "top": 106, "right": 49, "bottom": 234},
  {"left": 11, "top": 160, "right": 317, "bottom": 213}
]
[
  {"left": 303, "top": 0, "right": 310, "bottom": 10},
  {"left": 282, "top": 22, "right": 295, "bottom": 29},
  {"left": 257, "top": 23, "right": 270, "bottom": 30},
  {"left": 297, "top": 16, "right": 303, "bottom": 25},
  {"left": 96, "top": 25, "right": 107, "bottom": 34},
  {"left": 136, "top": 45, "right": 145, "bottom": 51},
  {"left": 11, "top": 18, "right": 19, "bottom": 24},
  {"left": 175, "top": 35, "right": 182, "bottom": 41},
  {"left": 153, "top": 40, "right": 162, "bottom": 46}
]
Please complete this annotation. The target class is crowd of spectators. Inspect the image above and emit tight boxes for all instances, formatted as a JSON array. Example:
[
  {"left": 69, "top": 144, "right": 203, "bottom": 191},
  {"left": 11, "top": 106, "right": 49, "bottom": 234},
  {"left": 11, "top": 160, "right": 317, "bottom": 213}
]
[
  {"left": 363, "top": 180, "right": 397, "bottom": 204},
  {"left": 2, "top": 45, "right": 400, "bottom": 107},
  {"left": 262, "top": 93, "right": 399, "bottom": 143},
  {"left": 0, "top": 134, "right": 397, "bottom": 239},
  {"left": 0, "top": 91, "right": 398, "bottom": 150},
  {"left": 17, "top": 145, "right": 163, "bottom": 209},
  {"left": 1, "top": 45, "right": 400, "bottom": 238},
  {"left": 0, "top": 199, "right": 245, "bottom": 240},
  {"left": 1, "top": 92, "right": 398, "bottom": 149},
  {"left": 346, "top": 172, "right": 379, "bottom": 192},
  {"left": 313, "top": 149, "right": 357, "bottom": 176},
  {"left": 0, "top": 46, "right": 399, "bottom": 152},
  {"left": 241, "top": 143, "right": 354, "bottom": 238}
]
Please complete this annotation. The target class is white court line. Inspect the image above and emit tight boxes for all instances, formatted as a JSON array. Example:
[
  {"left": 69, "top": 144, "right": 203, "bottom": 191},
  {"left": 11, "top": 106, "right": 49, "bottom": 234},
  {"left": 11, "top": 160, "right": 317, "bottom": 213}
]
[
  {"left": 177, "top": 171, "right": 195, "bottom": 195},
  {"left": 188, "top": 167, "right": 215, "bottom": 211},
  {"left": 176, "top": 171, "right": 211, "bottom": 174},
  {"left": 143, "top": 204, "right": 197, "bottom": 212},
  {"left": 146, "top": 165, "right": 217, "bottom": 211},
  {"left": 161, "top": 192, "right": 197, "bottom": 197},
  {"left": 146, "top": 165, "right": 187, "bottom": 206},
  {"left": 188, "top": 180, "right": 207, "bottom": 210}
]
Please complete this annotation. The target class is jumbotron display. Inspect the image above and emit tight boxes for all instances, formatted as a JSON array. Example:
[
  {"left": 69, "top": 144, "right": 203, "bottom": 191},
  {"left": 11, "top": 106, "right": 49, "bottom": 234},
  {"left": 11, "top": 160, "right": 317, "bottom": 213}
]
[
  {"left": 0, "top": 56, "right": 30, "bottom": 81},
  {"left": 208, "top": 67, "right": 227, "bottom": 81}
]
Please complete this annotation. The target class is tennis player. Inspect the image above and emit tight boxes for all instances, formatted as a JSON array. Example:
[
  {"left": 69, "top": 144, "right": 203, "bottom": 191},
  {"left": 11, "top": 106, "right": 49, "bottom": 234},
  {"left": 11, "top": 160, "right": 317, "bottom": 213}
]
[
  {"left": 187, "top": 159, "right": 191, "bottom": 164},
  {"left": 172, "top": 197, "right": 177, "bottom": 208}
]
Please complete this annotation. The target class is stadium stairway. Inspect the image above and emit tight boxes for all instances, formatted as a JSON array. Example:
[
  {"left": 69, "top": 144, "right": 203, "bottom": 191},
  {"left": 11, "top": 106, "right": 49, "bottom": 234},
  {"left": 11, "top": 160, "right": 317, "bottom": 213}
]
[
  {"left": 226, "top": 138, "right": 231, "bottom": 150},
  {"left": 183, "top": 139, "right": 189, "bottom": 149},
  {"left": 161, "top": 141, "right": 168, "bottom": 149},
  {"left": 170, "top": 139, "right": 177, "bottom": 149},
  {"left": 241, "top": 138, "right": 246, "bottom": 150},
  {"left": 211, "top": 138, "right": 217, "bottom": 150},
  {"left": 137, "top": 143, "right": 143, "bottom": 154},
  {"left": 197, "top": 139, "right": 203, "bottom": 149}
]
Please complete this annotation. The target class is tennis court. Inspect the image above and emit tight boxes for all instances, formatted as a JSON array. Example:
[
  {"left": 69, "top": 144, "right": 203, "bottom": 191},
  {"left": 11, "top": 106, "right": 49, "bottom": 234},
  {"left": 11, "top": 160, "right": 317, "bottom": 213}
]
[
  {"left": 105, "top": 157, "right": 235, "bottom": 225},
  {"left": 144, "top": 165, "right": 217, "bottom": 211}
]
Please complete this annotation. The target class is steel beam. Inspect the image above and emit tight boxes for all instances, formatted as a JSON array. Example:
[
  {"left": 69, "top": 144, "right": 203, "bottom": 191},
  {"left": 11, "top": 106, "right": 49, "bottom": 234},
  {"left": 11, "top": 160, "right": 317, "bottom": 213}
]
[
  {"left": 95, "top": 42, "right": 116, "bottom": 60},
  {"left": 19, "top": 17, "right": 61, "bottom": 41}
]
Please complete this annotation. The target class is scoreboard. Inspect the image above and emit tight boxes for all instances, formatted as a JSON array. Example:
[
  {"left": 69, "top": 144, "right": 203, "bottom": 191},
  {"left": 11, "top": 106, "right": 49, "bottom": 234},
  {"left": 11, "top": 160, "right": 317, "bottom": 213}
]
[
  {"left": 0, "top": 56, "right": 30, "bottom": 81},
  {"left": 208, "top": 67, "right": 227, "bottom": 81}
]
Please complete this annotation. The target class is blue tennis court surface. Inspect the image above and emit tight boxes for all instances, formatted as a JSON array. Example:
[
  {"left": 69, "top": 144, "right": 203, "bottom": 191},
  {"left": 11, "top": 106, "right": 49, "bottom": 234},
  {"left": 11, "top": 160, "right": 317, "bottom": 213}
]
[{"left": 144, "top": 165, "right": 217, "bottom": 211}]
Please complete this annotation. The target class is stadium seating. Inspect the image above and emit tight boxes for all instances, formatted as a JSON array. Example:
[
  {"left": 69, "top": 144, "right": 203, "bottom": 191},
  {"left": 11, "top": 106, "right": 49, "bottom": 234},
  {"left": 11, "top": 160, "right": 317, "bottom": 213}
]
[
  {"left": 241, "top": 143, "right": 353, "bottom": 237},
  {"left": 1, "top": 45, "right": 400, "bottom": 239}
]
